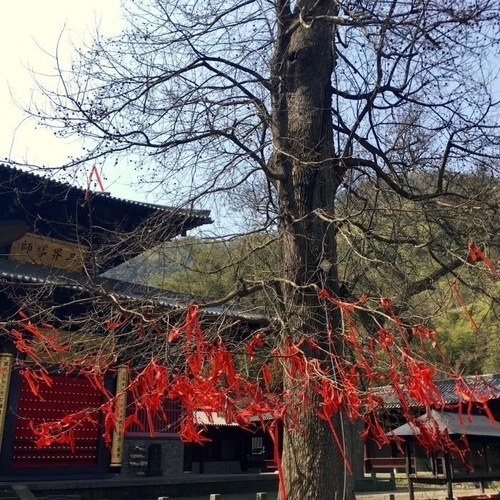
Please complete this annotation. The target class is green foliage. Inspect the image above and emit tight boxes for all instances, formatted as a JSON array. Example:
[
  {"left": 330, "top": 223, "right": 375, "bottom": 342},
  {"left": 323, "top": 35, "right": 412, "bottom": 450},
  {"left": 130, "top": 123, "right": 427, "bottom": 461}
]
[
  {"left": 109, "top": 169, "right": 500, "bottom": 375},
  {"left": 149, "top": 233, "right": 280, "bottom": 306},
  {"left": 432, "top": 284, "right": 500, "bottom": 375}
]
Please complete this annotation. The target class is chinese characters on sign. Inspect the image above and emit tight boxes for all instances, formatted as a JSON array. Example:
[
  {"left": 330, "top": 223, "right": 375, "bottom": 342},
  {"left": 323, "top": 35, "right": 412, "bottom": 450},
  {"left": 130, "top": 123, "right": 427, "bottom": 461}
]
[
  {"left": 0, "top": 354, "right": 13, "bottom": 453},
  {"left": 111, "top": 366, "right": 128, "bottom": 467},
  {"left": 9, "top": 233, "right": 86, "bottom": 272}
]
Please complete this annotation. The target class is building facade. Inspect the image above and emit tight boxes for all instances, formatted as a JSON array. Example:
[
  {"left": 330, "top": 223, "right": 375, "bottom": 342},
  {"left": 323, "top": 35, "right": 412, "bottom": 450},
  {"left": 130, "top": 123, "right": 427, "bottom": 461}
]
[{"left": 0, "top": 163, "right": 211, "bottom": 479}]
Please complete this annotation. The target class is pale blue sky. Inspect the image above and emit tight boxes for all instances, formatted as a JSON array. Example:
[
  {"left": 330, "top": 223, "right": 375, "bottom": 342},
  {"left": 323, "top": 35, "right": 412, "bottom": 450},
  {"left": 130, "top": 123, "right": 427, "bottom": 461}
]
[
  {"left": 0, "top": 1, "right": 230, "bottom": 234},
  {"left": 1, "top": 1, "right": 132, "bottom": 194}
]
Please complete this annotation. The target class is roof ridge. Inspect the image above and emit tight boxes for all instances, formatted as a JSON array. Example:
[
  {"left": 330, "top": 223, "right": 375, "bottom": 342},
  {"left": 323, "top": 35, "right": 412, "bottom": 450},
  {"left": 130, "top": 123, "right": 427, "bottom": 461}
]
[{"left": 0, "top": 163, "right": 211, "bottom": 218}]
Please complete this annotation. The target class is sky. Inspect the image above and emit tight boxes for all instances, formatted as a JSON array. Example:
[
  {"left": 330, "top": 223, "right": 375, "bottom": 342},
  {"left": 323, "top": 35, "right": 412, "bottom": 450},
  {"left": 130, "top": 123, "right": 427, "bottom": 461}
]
[
  {"left": 3, "top": 3, "right": 499, "bottom": 234},
  {"left": 0, "top": 1, "right": 137, "bottom": 198},
  {"left": 0, "top": 1, "right": 237, "bottom": 236}
]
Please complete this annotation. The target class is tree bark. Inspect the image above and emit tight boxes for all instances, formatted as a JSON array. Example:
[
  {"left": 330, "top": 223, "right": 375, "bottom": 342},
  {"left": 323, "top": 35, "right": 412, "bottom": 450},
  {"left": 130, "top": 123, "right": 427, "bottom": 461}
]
[{"left": 271, "top": 2, "right": 352, "bottom": 499}]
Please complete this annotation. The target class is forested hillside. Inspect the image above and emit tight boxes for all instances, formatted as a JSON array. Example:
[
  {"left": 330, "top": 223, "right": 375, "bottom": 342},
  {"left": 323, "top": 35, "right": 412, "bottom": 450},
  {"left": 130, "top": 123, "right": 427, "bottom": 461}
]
[
  {"left": 106, "top": 233, "right": 279, "bottom": 307},
  {"left": 109, "top": 228, "right": 500, "bottom": 376}
]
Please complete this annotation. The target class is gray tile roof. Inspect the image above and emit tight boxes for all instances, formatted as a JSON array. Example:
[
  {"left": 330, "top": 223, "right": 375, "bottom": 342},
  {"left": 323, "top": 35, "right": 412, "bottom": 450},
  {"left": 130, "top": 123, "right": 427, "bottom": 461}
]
[
  {"left": 0, "top": 258, "right": 271, "bottom": 323},
  {"left": 375, "top": 373, "right": 500, "bottom": 409},
  {"left": 389, "top": 409, "right": 500, "bottom": 437},
  {"left": 0, "top": 163, "right": 211, "bottom": 221}
]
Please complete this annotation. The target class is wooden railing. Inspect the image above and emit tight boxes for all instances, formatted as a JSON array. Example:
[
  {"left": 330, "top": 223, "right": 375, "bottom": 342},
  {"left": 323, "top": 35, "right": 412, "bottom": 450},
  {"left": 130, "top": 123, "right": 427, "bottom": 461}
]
[{"left": 365, "top": 457, "right": 407, "bottom": 471}]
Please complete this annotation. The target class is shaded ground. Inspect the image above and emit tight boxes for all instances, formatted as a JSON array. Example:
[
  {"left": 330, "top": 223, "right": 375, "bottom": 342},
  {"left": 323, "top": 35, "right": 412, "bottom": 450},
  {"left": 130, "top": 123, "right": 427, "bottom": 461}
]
[
  {"left": 10, "top": 473, "right": 499, "bottom": 500},
  {"left": 159, "top": 484, "right": 497, "bottom": 500}
]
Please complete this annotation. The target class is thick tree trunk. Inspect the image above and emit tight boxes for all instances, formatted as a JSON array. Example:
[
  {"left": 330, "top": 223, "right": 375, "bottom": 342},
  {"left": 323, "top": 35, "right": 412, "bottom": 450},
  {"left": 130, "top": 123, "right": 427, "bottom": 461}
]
[
  {"left": 270, "top": 2, "right": 353, "bottom": 500},
  {"left": 282, "top": 411, "right": 354, "bottom": 500}
]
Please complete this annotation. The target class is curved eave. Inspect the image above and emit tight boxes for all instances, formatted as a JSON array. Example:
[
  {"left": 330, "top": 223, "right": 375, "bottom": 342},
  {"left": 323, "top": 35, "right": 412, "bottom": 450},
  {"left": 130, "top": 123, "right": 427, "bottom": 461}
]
[
  {"left": 0, "top": 163, "right": 212, "bottom": 234},
  {"left": 0, "top": 259, "right": 271, "bottom": 325}
]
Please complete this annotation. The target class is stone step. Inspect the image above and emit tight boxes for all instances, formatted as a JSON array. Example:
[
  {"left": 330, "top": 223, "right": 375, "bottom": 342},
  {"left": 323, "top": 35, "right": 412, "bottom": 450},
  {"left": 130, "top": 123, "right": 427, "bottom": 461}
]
[
  {"left": 37, "top": 495, "right": 82, "bottom": 500},
  {"left": 0, "top": 486, "right": 18, "bottom": 500}
]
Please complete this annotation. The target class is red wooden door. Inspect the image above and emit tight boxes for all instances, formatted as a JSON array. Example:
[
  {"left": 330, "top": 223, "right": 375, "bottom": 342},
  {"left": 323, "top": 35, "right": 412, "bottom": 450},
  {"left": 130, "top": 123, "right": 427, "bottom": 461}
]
[{"left": 12, "top": 375, "right": 102, "bottom": 468}]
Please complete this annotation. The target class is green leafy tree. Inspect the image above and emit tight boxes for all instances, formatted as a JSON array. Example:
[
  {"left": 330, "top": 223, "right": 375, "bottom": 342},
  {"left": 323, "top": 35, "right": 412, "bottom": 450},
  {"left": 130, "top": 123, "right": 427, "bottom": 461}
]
[
  {"left": 156, "top": 235, "right": 279, "bottom": 304},
  {"left": 433, "top": 283, "right": 500, "bottom": 375}
]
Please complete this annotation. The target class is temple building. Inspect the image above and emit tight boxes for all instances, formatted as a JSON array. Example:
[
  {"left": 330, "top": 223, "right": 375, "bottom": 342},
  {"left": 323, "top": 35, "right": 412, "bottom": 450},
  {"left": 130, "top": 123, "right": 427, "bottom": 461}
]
[{"left": 0, "top": 163, "right": 213, "bottom": 479}]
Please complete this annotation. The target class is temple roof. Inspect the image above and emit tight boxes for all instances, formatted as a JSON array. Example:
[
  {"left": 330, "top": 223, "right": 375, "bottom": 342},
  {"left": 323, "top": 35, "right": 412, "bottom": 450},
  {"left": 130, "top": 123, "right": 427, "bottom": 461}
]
[
  {"left": 0, "top": 164, "right": 212, "bottom": 270},
  {"left": 388, "top": 409, "right": 500, "bottom": 437},
  {"left": 0, "top": 257, "right": 270, "bottom": 324},
  {"left": 375, "top": 373, "right": 500, "bottom": 409}
]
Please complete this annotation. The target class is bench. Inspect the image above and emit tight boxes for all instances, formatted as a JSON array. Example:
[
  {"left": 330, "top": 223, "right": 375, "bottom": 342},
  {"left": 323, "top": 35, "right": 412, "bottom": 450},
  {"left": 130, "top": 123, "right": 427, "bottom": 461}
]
[
  {"left": 263, "top": 459, "right": 278, "bottom": 472},
  {"left": 365, "top": 457, "right": 407, "bottom": 472},
  {"left": 455, "top": 496, "right": 500, "bottom": 500}
]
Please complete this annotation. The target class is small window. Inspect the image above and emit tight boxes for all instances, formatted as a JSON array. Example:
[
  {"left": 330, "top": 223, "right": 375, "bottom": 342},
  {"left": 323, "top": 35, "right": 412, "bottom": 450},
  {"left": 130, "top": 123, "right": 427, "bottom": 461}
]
[
  {"left": 125, "top": 398, "right": 183, "bottom": 437},
  {"left": 251, "top": 436, "right": 265, "bottom": 455}
]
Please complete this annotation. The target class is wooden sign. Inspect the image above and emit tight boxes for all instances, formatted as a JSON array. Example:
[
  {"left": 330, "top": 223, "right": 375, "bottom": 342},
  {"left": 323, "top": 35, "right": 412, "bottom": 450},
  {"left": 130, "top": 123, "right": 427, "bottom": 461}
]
[
  {"left": 111, "top": 366, "right": 128, "bottom": 467},
  {"left": 9, "top": 233, "right": 87, "bottom": 273},
  {"left": 0, "top": 354, "right": 13, "bottom": 453}
]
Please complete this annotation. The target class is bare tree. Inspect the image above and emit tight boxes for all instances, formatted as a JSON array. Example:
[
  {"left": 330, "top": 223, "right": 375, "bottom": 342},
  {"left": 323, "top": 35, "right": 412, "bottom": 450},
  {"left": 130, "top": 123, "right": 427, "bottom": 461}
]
[{"left": 26, "top": 1, "right": 500, "bottom": 499}]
